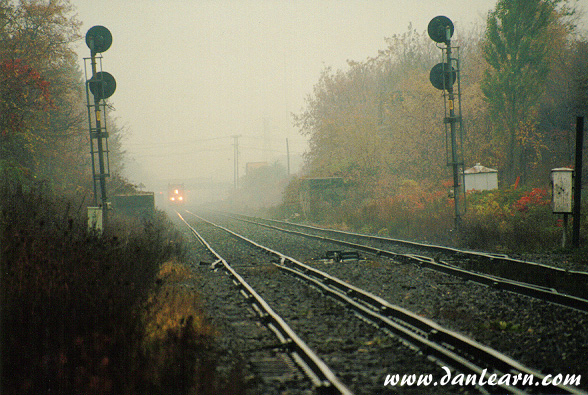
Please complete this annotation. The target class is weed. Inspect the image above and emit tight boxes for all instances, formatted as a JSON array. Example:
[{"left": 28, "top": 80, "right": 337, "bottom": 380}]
[
  {"left": 0, "top": 180, "right": 222, "bottom": 394},
  {"left": 484, "top": 320, "right": 525, "bottom": 333},
  {"left": 139, "top": 260, "right": 218, "bottom": 395},
  {"left": 459, "top": 188, "right": 561, "bottom": 252}
]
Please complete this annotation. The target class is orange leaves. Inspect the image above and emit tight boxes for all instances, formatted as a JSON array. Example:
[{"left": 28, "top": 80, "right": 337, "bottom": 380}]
[
  {"left": 467, "top": 187, "right": 551, "bottom": 220},
  {"left": 0, "top": 59, "right": 53, "bottom": 136},
  {"left": 1, "top": 59, "right": 52, "bottom": 103},
  {"left": 385, "top": 179, "right": 448, "bottom": 215},
  {"left": 513, "top": 188, "right": 550, "bottom": 213}
]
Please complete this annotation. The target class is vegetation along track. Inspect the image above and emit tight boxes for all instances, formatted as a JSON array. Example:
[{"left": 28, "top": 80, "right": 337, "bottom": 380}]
[
  {"left": 229, "top": 213, "right": 588, "bottom": 311},
  {"left": 181, "top": 210, "right": 587, "bottom": 394}
]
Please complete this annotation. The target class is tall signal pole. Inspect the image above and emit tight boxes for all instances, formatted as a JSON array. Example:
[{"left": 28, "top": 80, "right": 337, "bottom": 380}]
[
  {"left": 445, "top": 35, "right": 460, "bottom": 229},
  {"left": 428, "top": 16, "right": 464, "bottom": 231},
  {"left": 84, "top": 26, "right": 116, "bottom": 228}
]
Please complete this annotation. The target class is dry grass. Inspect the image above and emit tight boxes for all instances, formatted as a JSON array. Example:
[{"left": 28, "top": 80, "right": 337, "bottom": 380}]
[
  {"left": 139, "top": 260, "right": 217, "bottom": 395},
  {"left": 0, "top": 181, "right": 230, "bottom": 394}
]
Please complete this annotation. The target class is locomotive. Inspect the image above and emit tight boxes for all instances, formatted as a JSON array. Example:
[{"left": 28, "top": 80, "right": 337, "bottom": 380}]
[{"left": 168, "top": 183, "right": 185, "bottom": 205}]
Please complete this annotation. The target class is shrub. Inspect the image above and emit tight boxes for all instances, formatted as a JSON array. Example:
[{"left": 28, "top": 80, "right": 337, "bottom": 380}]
[
  {"left": 275, "top": 175, "right": 572, "bottom": 254},
  {"left": 138, "top": 260, "right": 218, "bottom": 395},
  {"left": 0, "top": 180, "right": 201, "bottom": 394},
  {"left": 338, "top": 179, "right": 454, "bottom": 242},
  {"left": 459, "top": 188, "right": 559, "bottom": 252}
]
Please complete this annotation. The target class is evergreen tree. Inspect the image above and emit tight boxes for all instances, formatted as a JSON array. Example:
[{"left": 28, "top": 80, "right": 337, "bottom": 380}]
[{"left": 481, "top": 0, "right": 572, "bottom": 184}]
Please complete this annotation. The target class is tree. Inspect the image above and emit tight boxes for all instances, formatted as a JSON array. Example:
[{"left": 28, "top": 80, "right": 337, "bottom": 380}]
[
  {"left": 0, "top": 58, "right": 52, "bottom": 173},
  {"left": 236, "top": 162, "right": 289, "bottom": 209},
  {"left": 533, "top": 33, "right": 588, "bottom": 177},
  {"left": 481, "top": 0, "right": 573, "bottom": 185},
  {"left": 294, "top": 26, "right": 448, "bottom": 201},
  {"left": 0, "top": 0, "right": 128, "bottom": 196},
  {"left": 0, "top": 0, "right": 82, "bottom": 182},
  {"left": 295, "top": 64, "right": 387, "bottom": 188}
]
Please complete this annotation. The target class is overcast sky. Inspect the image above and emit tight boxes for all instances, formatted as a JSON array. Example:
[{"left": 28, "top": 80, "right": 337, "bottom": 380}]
[{"left": 72, "top": 0, "right": 588, "bottom": 189}]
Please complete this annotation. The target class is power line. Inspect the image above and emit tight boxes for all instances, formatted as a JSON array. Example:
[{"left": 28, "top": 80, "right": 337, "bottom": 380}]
[{"left": 124, "top": 135, "right": 233, "bottom": 147}]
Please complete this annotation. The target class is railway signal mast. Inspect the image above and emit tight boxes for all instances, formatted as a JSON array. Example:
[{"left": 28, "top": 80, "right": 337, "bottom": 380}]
[
  {"left": 428, "top": 16, "right": 465, "bottom": 231},
  {"left": 84, "top": 26, "right": 117, "bottom": 229}
]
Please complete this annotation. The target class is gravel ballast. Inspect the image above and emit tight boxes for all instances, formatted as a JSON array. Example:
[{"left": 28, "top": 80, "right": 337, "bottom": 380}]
[{"left": 174, "top": 211, "right": 588, "bottom": 394}]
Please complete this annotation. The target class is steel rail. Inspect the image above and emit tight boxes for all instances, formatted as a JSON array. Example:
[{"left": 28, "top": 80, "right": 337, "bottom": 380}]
[
  {"left": 186, "top": 211, "right": 587, "bottom": 395},
  {"left": 176, "top": 212, "right": 353, "bottom": 395},
  {"left": 228, "top": 214, "right": 588, "bottom": 313},
  {"left": 232, "top": 213, "right": 588, "bottom": 297}
]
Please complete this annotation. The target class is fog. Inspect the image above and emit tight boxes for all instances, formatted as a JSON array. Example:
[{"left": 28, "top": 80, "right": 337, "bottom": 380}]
[{"left": 72, "top": 0, "right": 543, "bottom": 196}]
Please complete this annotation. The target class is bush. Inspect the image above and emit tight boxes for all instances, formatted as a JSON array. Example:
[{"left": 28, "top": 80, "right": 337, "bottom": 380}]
[
  {"left": 0, "top": 180, "right": 200, "bottom": 394},
  {"left": 337, "top": 180, "right": 454, "bottom": 242},
  {"left": 459, "top": 188, "right": 559, "bottom": 252},
  {"left": 138, "top": 260, "right": 220, "bottom": 395},
  {"left": 274, "top": 176, "right": 575, "bottom": 254}
]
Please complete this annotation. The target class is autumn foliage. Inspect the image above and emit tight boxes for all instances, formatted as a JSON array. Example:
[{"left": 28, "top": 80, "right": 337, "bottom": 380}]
[
  {"left": 287, "top": 0, "right": 588, "bottom": 250},
  {"left": 512, "top": 188, "right": 550, "bottom": 213},
  {"left": 460, "top": 187, "right": 558, "bottom": 252},
  {"left": 0, "top": 2, "right": 229, "bottom": 394},
  {"left": 0, "top": 59, "right": 53, "bottom": 135}
]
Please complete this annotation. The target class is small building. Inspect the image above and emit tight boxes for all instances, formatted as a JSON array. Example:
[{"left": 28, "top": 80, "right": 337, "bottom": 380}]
[
  {"left": 246, "top": 161, "right": 268, "bottom": 174},
  {"left": 463, "top": 163, "right": 498, "bottom": 192},
  {"left": 110, "top": 192, "right": 155, "bottom": 219},
  {"left": 300, "top": 177, "right": 345, "bottom": 220}
]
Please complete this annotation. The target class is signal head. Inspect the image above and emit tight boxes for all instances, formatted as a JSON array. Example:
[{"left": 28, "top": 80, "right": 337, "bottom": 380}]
[
  {"left": 86, "top": 25, "right": 112, "bottom": 53},
  {"left": 428, "top": 16, "right": 454, "bottom": 44}
]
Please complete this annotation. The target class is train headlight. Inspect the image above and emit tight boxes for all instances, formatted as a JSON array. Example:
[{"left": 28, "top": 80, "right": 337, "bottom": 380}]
[
  {"left": 170, "top": 197, "right": 175, "bottom": 201},
  {"left": 179, "top": 196, "right": 183, "bottom": 201}
]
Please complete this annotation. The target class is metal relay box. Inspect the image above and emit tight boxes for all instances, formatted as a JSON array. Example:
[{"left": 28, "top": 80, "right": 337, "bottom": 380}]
[{"left": 551, "top": 168, "right": 573, "bottom": 214}]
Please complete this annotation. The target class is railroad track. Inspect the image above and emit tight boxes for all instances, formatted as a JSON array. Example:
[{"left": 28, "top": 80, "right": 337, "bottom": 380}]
[
  {"left": 181, "top": 210, "right": 586, "bottom": 395},
  {"left": 225, "top": 213, "right": 588, "bottom": 313},
  {"left": 176, "top": 212, "right": 353, "bottom": 395}
]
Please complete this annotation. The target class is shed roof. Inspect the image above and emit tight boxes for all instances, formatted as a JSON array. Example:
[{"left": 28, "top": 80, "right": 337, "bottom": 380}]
[{"left": 464, "top": 163, "right": 498, "bottom": 174}]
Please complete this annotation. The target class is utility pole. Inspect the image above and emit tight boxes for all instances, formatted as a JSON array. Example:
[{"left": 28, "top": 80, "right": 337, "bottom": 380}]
[
  {"left": 232, "top": 135, "right": 241, "bottom": 189},
  {"left": 263, "top": 118, "right": 270, "bottom": 162},
  {"left": 286, "top": 138, "right": 291, "bottom": 176},
  {"left": 573, "top": 116, "right": 584, "bottom": 247}
]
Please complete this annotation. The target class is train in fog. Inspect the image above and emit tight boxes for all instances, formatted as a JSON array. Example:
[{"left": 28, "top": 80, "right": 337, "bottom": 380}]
[{"left": 168, "top": 183, "right": 185, "bottom": 205}]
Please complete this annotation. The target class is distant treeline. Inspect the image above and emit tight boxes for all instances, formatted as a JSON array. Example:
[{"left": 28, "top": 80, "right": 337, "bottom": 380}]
[{"left": 294, "top": 0, "right": 588, "bottom": 198}]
